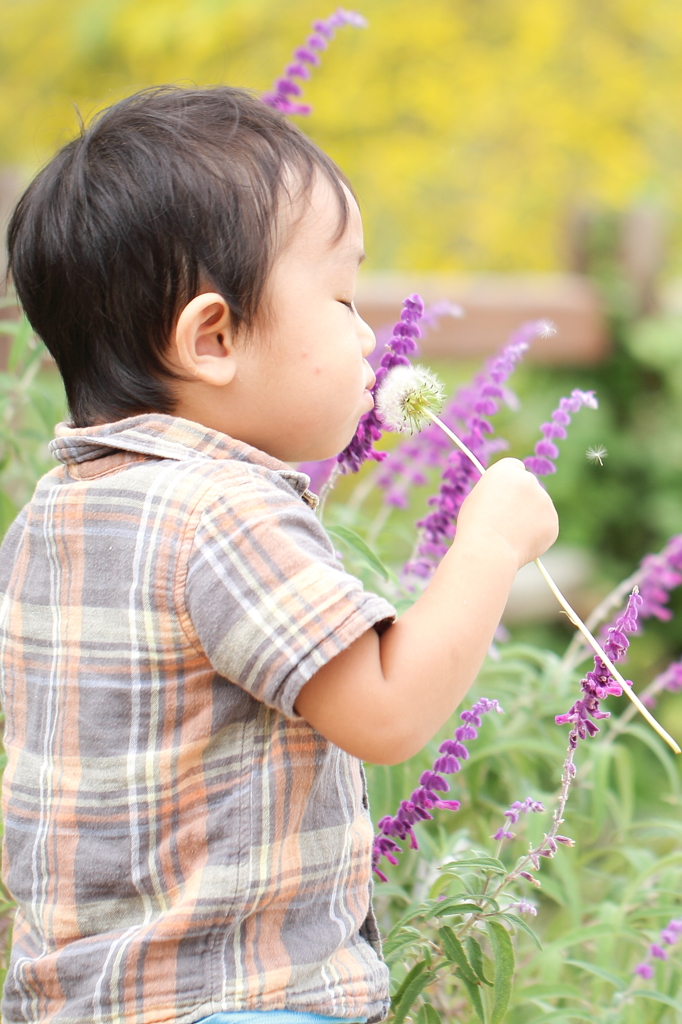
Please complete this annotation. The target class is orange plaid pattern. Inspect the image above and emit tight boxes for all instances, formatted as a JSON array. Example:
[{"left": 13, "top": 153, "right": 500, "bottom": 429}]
[{"left": 0, "top": 416, "right": 394, "bottom": 1024}]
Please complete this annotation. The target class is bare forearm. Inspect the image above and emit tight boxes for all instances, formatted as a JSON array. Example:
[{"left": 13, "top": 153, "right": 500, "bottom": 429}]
[
  {"left": 294, "top": 531, "right": 518, "bottom": 764},
  {"left": 378, "top": 531, "right": 518, "bottom": 756}
]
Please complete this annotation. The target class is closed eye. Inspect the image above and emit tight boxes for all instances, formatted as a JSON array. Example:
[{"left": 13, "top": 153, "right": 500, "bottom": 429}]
[{"left": 339, "top": 300, "right": 355, "bottom": 312}]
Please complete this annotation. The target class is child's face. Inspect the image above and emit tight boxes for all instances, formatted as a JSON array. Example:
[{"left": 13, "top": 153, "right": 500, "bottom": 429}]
[
  {"left": 232, "top": 173, "right": 376, "bottom": 462},
  {"left": 172, "top": 172, "right": 376, "bottom": 464}
]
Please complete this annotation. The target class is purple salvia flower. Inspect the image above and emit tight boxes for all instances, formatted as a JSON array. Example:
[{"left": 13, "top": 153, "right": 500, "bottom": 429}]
[
  {"left": 509, "top": 899, "right": 537, "bottom": 916},
  {"left": 262, "top": 9, "right": 367, "bottom": 116},
  {"left": 635, "top": 963, "right": 654, "bottom": 979},
  {"left": 556, "top": 589, "right": 642, "bottom": 748},
  {"left": 372, "top": 698, "right": 503, "bottom": 879},
  {"left": 632, "top": 915, "right": 682, "bottom": 980},
  {"left": 403, "top": 322, "right": 550, "bottom": 580},
  {"left": 299, "top": 300, "right": 460, "bottom": 494},
  {"left": 525, "top": 389, "right": 598, "bottom": 476},
  {"left": 503, "top": 797, "right": 545, "bottom": 824},
  {"left": 519, "top": 871, "right": 541, "bottom": 887},
  {"left": 366, "top": 297, "right": 461, "bottom": 373},
  {"left": 296, "top": 456, "right": 338, "bottom": 495},
  {"left": 598, "top": 534, "right": 682, "bottom": 709},
  {"left": 493, "top": 796, "right": 544, "bottom": 843},
  {"left": 641, "top": 655, "right": 682, "bottom": 709},
  {"left": 636, "top": 534, "right": 682, "bottom": 621},
  {"left": 338, "top": 295, "right": 424, "bottom": 473}
]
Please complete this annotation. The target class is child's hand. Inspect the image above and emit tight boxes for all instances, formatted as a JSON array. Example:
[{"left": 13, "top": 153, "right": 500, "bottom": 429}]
[{"left": 456, "top": 458, "right": 559, "bottom": 570}]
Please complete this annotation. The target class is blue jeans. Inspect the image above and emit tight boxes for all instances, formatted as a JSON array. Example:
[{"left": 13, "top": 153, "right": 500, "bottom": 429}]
[{"left": 196, "top": 1013, "right": 367, "bottom": 1023}]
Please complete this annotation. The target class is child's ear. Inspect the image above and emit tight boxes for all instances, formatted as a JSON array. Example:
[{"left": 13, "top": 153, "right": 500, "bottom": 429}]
[{"left": 173, "top": 292, "right": 236, "bottom": 386}]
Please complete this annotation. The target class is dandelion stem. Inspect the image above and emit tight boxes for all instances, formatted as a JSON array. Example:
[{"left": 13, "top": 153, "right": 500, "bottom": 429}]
[
  {"left": 425, "top": 412, "right": 681, "bottom": 755},
  {"left": 426, "top": 413, "right": 486, "bottom": 472}
]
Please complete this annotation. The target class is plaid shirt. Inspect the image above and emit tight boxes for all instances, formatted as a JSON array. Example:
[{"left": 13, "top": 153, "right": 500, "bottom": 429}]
[{"left": 0, "top": 415, "right": 395, "bottom": 1024}]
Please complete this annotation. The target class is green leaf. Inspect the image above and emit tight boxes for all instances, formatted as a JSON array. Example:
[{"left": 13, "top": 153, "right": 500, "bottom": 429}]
[
  {"left": 391, "top": 959, "right": 427, "bottom": 1008},
  {"left": 457, "top": 969, "right": 486, "bottom": 1024},
  {"left": 495, "top": 911, "right": 543, "bottom": 950},
  {"left": 486, "top": 920, "right": 515, "bottom": 1024},
  {"left": 386, "top": 906, "right": 430, "bottom": 936},
  {"left": 428, "top": 874, "right": 452, "bottom": 900},
  {"left": 325, "top": 525, "right": 390, "bottom": 580},
  {"left": 430, "top": 899, "right": 483, "bottom": 918},
  {"left": 467, "top": 936, "right": 493, "bottom": 986},
  {"left": 416, "top": 1004, "right": 442, "bottom": 1024},
  {"left": 564, "top": 959, "right": 627, "bottom": 991},
  {"left": 441, "top": 854, "right": 508, "bottom": 875},
  {"left": 430, "top": 888, "right": 499, "bottom": 913},
  {"left": 633, "top": 990, "right": 682, "bottom": 1013},
  {"left": 390, "top": 960, "right": 435, "bottom": 1024},
  {"left": 438, "top": 925, "right": 479, "bottom": 984},
  {"left": 384, "top": 932, "right": 428, "bottom": 966}
]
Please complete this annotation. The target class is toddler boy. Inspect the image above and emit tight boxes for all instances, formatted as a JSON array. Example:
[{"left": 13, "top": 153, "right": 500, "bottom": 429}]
[{"left": 0, "top": 87, "right": 557, "bottom": 1024}]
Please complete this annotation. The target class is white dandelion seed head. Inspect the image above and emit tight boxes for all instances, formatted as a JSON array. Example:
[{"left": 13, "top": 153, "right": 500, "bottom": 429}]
[
  {"left": 376, "top": 365, "right": 446, "bottom": 434},
  {"left": 586, "top": 444, "right": 608, "bottom": 466},
  {"left": 538, "top": 320, "right": 557, "bottom": 338}
]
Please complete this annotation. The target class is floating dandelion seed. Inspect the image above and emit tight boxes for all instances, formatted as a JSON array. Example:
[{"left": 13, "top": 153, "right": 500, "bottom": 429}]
[
  {"left": 538, "top": 320, "right": 557, "bottom": 339},
  {"left": 376, "top": 365, "right": 446, "bottom": 434},
  {"left": 586, "top": 444, "right": 608, "bottom": 466}
]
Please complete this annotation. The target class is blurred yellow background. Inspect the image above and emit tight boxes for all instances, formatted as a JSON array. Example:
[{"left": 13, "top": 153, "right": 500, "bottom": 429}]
[{"left": 1, "top": 0, "right": 682, "bottom": 273}]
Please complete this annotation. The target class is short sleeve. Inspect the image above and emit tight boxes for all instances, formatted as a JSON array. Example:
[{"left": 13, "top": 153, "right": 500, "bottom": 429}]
[{"left": 184, "top": 467, "right": 396, "bottom": 718}]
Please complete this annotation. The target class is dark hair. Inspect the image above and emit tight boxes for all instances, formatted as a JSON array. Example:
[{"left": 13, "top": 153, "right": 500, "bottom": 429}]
[{"left": 7, "top": 86, "right": 352, "bottom": 426}]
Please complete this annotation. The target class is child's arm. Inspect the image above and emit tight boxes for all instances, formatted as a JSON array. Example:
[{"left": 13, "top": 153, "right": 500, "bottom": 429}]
[{"left": 294, "top": 458, "right": 558, "bottom": 765}]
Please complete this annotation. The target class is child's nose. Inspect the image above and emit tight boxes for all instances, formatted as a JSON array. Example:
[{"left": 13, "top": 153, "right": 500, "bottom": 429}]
[{"left": 358, "top": 316, "right": 376, "bottom": 358}]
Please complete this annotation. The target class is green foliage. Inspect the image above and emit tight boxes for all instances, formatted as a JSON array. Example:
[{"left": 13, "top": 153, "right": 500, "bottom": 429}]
[{"left": 0, "top": 311, "right": 66, "bottom": 535}]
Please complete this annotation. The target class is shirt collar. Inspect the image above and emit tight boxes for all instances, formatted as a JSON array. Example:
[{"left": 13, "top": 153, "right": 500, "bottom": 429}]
[{"left": 49, "top": 414, "right": 318, "bottom": 506}]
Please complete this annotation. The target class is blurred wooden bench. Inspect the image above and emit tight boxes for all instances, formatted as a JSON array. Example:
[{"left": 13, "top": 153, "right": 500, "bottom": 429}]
[{"left": 355, "top": 271, "right": 609, "bottom": 364}]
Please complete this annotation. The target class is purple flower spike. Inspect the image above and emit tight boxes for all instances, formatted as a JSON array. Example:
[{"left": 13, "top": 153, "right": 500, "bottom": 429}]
[
  {"left": 632, "top": 915, "right": 682, "bottom": 981},
  {"left": 372, "top": 697, "right": 503, "bottom": 879},
  {"left": 636, "top": 535, "right": 682, "bottom": 622},
  {"left": 338, "top": 295, "right": 424, "bottom": 473},
  {"left": 262, "top": 9, "right": 367, "bottom": 116},
  {"left": 401, "top": 322, "right": 549, "bottom": 581},
  {"left": 558, "top": 590, "right": 642, "bottom": 748},
  {"left": 525, "top": 388, "right": 598, "bottom": 477}
]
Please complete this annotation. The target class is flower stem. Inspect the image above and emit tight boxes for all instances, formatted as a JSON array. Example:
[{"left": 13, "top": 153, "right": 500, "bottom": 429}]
[{"left": 425, "top": 412, "right": 681, "bottom": 755}]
